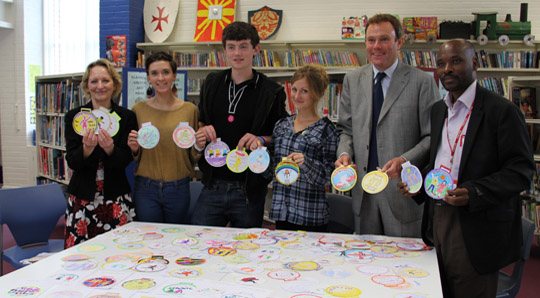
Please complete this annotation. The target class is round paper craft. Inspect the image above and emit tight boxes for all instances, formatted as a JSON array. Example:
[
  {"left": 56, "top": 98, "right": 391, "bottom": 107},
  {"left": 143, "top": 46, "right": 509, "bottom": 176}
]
[
  {"left": 275, "top": 158, "right": 300, "bottom": 185},
  {"left": 401, "top": 161, "right": 423, "bottom": 193},
  {"left": 205, "top": 138, "right": 229, "bottom": 167},
  {"left": 72, "top": 108, "right": 97, "bottom": 136},
  {"left": 107, "top": 111, "right": 121, "bottom": 137},
  {"left": 248, "top": 147, "right": 270, "bottom": 173},
  {"left": 92, "top": 108, "right": 112, "bottom": 133},
  {"left": 226, "top": 148, "right": 249, "bottom": 173},
  {"left": 331, "top": 165, "right": 358, "bottom": 191},
  {"left": 361, "top": 170, "right": 389, "bottom": 194},
  {"left": 325, "top": 285, "right": 362, "bottom": 297},
  {"left": 424, "top": 168, "right": 454, "bottom": 199},
  {"left": 172, "top": 122, "right": 196, "bottom": 148},
  {"left": 137, "top": 122, "right": 160, "bottom": 149}
]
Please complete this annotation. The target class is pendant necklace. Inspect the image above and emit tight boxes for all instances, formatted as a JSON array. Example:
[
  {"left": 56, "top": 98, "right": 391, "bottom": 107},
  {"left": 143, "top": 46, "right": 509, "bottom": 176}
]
[{"left": 228, "top": 81, "right": 247, "bottom": 123}]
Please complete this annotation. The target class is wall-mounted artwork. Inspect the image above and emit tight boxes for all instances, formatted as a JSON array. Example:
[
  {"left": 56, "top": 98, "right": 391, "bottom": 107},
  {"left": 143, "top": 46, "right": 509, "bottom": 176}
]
[
  {"left": 143, "top": 0, "right": 180, "bottom": 43},
  {"left": 248, "top": 6, "right": 282, "bottom": 40},
  {"left": 194, "top": 0, "right": 237, "bottom": 42}
]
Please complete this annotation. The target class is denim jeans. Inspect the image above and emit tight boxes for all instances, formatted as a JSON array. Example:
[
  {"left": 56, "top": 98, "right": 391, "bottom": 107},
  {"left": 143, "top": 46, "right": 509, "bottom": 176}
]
[
  {"left": 191, "top": 179, "right": 265, "bottom": 228},
  {"left": 133, "top": 176, "right": 190, "bottom": 224}
]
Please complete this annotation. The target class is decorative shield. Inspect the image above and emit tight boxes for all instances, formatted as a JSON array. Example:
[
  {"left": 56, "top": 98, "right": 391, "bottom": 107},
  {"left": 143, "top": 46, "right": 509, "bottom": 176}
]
[
  {"left": 194, "top": 0, "right": 236, "bottom": 42},
  {"left": 144, "top": 0, "right": 179, "bottom": 43},
  {"left": 248, "top": 6, "right": 283, "bottom": 40}
]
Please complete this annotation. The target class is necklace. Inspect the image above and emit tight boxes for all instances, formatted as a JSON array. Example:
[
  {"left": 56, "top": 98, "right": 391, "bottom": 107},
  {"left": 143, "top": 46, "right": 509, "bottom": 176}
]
[{"left": 227, "top": 81, "right": 248, "bottom": 123}]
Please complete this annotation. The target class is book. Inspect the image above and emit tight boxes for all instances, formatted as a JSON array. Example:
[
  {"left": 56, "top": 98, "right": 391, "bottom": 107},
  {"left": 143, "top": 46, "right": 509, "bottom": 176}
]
[{"left": 106, "top": 35, "right": 127, "bottom": 67}]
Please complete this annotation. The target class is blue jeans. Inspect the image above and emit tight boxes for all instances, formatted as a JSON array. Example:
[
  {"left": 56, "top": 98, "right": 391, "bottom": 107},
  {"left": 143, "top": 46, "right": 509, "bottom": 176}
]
[
  {"left": 191, "top": 179, "right": 265, "bottom": 228},
  {"left": 133, "top": 176, "right": 190, "bottom": 224}
]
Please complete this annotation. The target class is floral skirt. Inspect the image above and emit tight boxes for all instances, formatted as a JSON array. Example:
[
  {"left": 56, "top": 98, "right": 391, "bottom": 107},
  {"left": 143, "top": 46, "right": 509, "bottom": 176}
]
[{"left": 64, "top": 179, "right": 135, "bottom": 248}]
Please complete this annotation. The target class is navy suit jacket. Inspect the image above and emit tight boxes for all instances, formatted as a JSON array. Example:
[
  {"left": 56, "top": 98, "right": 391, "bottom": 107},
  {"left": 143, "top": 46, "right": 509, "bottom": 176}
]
[{"left": 419, "top": 85, "right": 534, "bottom": 274}]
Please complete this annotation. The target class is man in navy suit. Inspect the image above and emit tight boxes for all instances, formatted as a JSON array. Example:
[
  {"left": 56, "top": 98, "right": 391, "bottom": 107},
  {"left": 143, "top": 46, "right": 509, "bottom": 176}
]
[{"left": 399, "top": 39, "right": 534, "bottom": 297}]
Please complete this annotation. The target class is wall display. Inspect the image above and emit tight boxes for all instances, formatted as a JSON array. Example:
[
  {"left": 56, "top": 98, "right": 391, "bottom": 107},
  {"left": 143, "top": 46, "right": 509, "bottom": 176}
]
[
  {"left": 248, "top": 6, "right": 283, "bottom": 40},
  {"left": 143, "top": 0, "right": 179, "bottom": 43},
  {"left": 194, "top": 0, "right": 236, "bottom": 42},
  {"left": 105, "top": 35, "right": 127, "bottom": 67}
]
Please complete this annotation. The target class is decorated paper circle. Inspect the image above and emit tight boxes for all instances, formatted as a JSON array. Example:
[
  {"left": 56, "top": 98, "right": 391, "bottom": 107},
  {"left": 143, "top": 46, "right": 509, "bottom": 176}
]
[
  {"left": 62, "top": 260, "right": 97, "bottom": 271},
  {"left": 284, "top": 261, "right": 321, "bottom": 271},
  {"left": 401, "top": 162, "right": 423, "bottom": 193},
  {"left": 248, "top": 147, "right": 270, "bottom": 173},
  {"left": 78, "top": 244, "right": 106, "bottom": 252},
  {"left": 361, "top": 170, "right": 389, "bottom": 194},
  {"left": 325, "top": 285, "right": 362, "bottom": 297},
  {"left": 6, "top": 286, "right": 42, "bottom": 297},
  {"left": 107, "top": 111, "right": 121, "bottom": 137},
  {"left": 169, "top": 267, "right": 202, "bottom": 278},
  {"left": 61, "top": 254, "right": 92, "bottom": 261},
  {"left": 424, "top": 168, "right": 454, "bottom": 199},
  {"left": 208, "top": 246, "right": 237, "bottom": 256},
  {"left": 82, "top": 276, "right": 116, "bottom": 288},
  {"left": 371, "top": 274, "right": 405, "bottom": 287},
  {"left": 275, "top": 158, "right": 300, "bottom": 185},
  {"left": 331, "top": 166, "right": 358, "bottom": 191},
  {"left": 72, "top": 108, "right": 97, "bottom": 136},
  {"left": 396, "top": 242, "right": 427, "bottom": 251},
  {"left": 122, "top": 278, "right": 156, "bottom": 290},
  {"left": 101, "top": 260, "right": 134, "bottom": 271},
  {"left": 137, "top": 122, "right": 160, "bottom": 149},
  {"left": 92, "top": 108, "right": 112, "bottom": 132},
  {"left": 267, "top": 269, "right": 301, "bottom": 281},
  {"left": 172, "top": 122, "right": 196, "bottom": 148},
  {"left": 176, "top": 257, "right": 206, "bottom": 266},
  {"left": 172, "top": 236, "right": 198, "bottom": 246},
  {"left": 226, "top": 148, "right": 250, "bottom": 173},
  {"left": 134, "top": 262, "right": 167, "bottom": 272},
  {"left": 204, "top": 139, "right": 229, "bottom": 167}
]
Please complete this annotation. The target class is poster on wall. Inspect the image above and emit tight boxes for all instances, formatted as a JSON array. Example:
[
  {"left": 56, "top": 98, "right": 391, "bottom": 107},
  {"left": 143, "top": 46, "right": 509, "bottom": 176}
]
[
  {"left": 194, "top": 0, "right": 236, "bottom": 42},
  {"left": 122, "top": 68, "right": 187, "bottom": 109},
  {"left": 248, "top": 6, "right": 282, "bottom": 40},
  {"left": 106, "top": 35, "right": 127, "bottom": 67},
  {"left": 143, "top": 0, "right": 179, "bottom": 43}
]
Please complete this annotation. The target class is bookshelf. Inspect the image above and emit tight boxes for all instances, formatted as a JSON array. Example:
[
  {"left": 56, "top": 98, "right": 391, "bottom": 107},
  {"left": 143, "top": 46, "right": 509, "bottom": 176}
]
[
  {"left": 137, "top": 39, "right": 539, "bottom": 114},
  {"left": 508, "top": 76, "right": 540, "bottom": 236},
  {"left": 35, "top": 72, "right": 86, "bottom": 185}
]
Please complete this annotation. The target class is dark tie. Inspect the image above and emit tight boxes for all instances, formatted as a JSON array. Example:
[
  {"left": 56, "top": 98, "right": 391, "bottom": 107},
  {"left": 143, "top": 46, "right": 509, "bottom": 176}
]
[{"left": 368, "top": 72, "right": 386, "bottom": 172}]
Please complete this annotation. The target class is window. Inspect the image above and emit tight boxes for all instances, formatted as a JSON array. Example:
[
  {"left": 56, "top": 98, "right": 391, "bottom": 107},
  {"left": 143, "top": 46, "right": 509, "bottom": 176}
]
[{"left": 43, "top": 0, "right": 99, "bottom": 75}]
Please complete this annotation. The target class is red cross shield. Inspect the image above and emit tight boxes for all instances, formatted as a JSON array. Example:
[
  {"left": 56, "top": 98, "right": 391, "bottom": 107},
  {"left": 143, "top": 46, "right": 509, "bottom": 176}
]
[{"left": 143, "top": 0, "right": 179, "bottom": 43}]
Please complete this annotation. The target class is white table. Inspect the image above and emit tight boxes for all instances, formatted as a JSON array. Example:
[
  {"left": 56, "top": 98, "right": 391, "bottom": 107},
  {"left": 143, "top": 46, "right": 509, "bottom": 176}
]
[{"left": 0, "top": 222, "right": 443, "bottom": 298}]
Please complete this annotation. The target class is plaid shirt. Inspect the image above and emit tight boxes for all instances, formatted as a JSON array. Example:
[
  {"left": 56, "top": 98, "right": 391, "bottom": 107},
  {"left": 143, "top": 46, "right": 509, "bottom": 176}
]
[{"left": 268, "top": 116, "right": 338, "bottom": 226}]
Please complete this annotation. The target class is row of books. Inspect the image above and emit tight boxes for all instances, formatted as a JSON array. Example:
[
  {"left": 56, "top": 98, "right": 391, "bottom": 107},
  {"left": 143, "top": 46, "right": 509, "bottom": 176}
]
[
  {"left": 477, "top": 77, "right": 509, "bottom": 98},
  {"left": 39, "top": 115, "right": 65, "bottom": 147},
  {"left": 283, "top": 81, "right": 343, "bottom": 120},
  {"left": 400, "top": 50, "right": 438, "bottom": 68},
  {"left": 253, "top": 50, "right": 281, "bottom": 67},
  {"left": 187, "top": 78, "right": 205, "bottom": 93},
  {"left": 522, "top": 198, "right": 540, "bottom": 234},
  {"left": 172, "top": 51, "right": 227, "bottom": 67},
  {"left": 284, "top": 50, "right": 360, "bottom": 68},
  {"left": 477, "top": 50, "right": 538, "bottom": 69},
  {"left": 38, "top": 147, "right": 71, "bottom": 182},
  {"left": 36, "top": 81, "right": 84, "bottom": 114}
]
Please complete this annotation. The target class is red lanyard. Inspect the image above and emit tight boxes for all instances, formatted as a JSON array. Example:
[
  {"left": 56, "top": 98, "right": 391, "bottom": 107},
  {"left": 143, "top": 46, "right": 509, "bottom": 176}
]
[{"left": 446, "top": 102, "right": 474, "bottom": 165}]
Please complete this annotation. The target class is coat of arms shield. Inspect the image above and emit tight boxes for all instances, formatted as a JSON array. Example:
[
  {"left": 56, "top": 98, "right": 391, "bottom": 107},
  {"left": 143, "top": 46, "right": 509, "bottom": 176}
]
[
  {"left": 248, "top": 6, "right": 283, "bottom": 40},
  {"left": 144, "top": 0, "right": 179, "bottom": 43}
]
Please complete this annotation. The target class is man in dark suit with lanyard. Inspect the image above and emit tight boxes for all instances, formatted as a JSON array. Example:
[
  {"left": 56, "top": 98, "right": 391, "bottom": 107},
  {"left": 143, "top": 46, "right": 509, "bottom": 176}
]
[{"left": 399, "top": 39, "right": 534, "bottom": 297}]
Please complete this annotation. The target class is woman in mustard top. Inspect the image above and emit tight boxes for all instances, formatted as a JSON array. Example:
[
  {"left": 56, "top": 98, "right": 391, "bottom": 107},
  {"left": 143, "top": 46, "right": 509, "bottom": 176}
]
[{"left": 127, "top": 52, "right": 205, "bottom": 223}]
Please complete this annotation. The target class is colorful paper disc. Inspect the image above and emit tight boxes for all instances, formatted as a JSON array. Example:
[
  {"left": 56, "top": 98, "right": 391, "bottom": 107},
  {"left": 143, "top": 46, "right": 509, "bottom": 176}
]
[
  {"left": 248, "top": 147, "right": 270, "bottom": 173},
  {"left": 331, "top": 166, "right": 358, "bottom": 191},
  {"left": 401, "top": 161, "right": 423, "bottom": 193},
  {"left": 226, "top": 148, "right": 249, "bottom": 173},
  {"left": 205, "top": 138, "right": 229, "bottom": 167},
  {"left": 72, "top": 108, "right": 97, "bottom": 136},
  {"left": 137, "top": 122, "right": 160, "bottom": 149},
  {"left": 172, "top": 122, "right": 196, "bottom": 148},
  {"left": 424, "top": 168, "right": 454, "bottom": 199},
  {"left": 275, "top": 158, "right": 300, "bottom": 185},
  {"left": 361, "top": 170, "right": 389, "bottom": 194}
]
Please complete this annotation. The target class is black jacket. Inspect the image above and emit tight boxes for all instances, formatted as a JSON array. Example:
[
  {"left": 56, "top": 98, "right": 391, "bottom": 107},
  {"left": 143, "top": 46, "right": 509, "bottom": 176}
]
[
  {"left": 198, "top": 69, "right": 288, "bottom": 202},
  {"left": 65, "top": 101, "right": 138, "bottom": 201}
]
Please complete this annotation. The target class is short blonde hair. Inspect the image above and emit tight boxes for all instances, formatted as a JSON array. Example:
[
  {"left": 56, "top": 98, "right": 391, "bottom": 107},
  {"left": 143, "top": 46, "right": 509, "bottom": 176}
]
[
  {"left": 290, "top": 65, "right": 329, "bottom": 102},
  {"left": 81, "top": 59, "right": 122, "bottom": 99}
]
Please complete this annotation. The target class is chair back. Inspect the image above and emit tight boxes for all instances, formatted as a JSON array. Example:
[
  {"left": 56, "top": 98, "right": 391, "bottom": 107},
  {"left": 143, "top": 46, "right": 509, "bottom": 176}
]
[
  {"left": 326, "top": 193, "right": 355, "bottom": 234},
  {"left": 0, "top": 184, "right": 66, "bottom": 247},
  {"left": 496, "top": 217, "right": 535, "bottom": 298}
]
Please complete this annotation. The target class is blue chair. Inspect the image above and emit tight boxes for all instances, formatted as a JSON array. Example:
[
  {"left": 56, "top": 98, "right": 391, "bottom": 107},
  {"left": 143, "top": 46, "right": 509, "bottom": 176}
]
[
  {"left": 0, "top": 184, "right": 66, "bottom": 275},
  {"left": 188, "top": 181, "right": 204, "bottom": 223},
  {"left": 326, "top": 193, "right": 355, "bottom": 234},
  {"left": 496, "top": 217, "right": 535, "bottom": 298}
]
